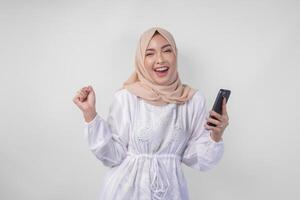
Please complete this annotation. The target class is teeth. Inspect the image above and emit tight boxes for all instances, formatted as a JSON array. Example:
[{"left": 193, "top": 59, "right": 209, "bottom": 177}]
[{"left": 155, "top": 67, "right": 168, "bottom": 71}]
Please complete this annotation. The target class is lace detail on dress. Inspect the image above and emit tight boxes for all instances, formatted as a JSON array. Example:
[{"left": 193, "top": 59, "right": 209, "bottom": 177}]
[
  {"left": 171, "top": 123, "right": 183, "bottom": 142},
  {"left": 135, "top": 119, "right": 152, "bottom": 142},
  {"left": 134, "top": 100, "right": 185, "bottom": 148}
]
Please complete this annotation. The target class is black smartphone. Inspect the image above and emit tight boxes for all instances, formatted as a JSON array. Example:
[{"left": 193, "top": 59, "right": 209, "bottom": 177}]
[{"left": 207, "top": 89, "right": 231, "bottom": 127}]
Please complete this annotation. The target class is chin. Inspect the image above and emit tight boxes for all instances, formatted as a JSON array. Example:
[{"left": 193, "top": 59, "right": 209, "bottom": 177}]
[{"left": 154, "top": 78, "right": 170, "bottom": 85}]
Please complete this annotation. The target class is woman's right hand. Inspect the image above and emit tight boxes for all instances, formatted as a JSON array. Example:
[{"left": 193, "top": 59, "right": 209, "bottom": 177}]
[{"left": 73, "top": 85, "right": 97, "bottom": 122}]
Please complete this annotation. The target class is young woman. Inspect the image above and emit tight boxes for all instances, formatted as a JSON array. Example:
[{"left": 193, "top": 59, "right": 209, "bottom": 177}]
[{"left": 73, "top": 27, "right": 229, "bottom": 200}]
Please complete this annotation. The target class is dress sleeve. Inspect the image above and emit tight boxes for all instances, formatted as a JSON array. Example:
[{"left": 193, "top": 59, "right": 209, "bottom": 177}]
[
  {"left": 83, "top": 91, "right": 130, "bottom": 168},
  {"left": 182, "top": 91, "right": 225, "bottom": 171}
]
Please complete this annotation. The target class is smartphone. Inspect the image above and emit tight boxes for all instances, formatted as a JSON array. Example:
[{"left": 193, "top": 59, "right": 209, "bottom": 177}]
[{"left": 207, "top": 89, "right": 231, "bottom": 127}]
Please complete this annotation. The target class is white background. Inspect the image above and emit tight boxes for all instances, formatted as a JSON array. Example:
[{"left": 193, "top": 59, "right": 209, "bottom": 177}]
[{"left": 1, "top": 0, "right": 299, "bottom": 199}]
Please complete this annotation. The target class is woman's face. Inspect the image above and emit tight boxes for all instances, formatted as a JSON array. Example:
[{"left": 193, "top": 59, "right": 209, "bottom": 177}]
[{"left": 144, "top": 33, "right": 177, "bottom": 85}]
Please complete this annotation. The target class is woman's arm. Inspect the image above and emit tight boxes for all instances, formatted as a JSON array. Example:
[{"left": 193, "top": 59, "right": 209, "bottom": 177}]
[
  {"left": 182, "top": 91, "right": 225, "bottom": 171},
  {"left": 83, "top": 91, "right": 131, "bottom": 168}
]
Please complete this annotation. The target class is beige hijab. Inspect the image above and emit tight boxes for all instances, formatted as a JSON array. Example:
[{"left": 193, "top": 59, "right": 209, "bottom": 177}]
[{"left": 122, "top": 27, "right": 196, "bottom": 106}]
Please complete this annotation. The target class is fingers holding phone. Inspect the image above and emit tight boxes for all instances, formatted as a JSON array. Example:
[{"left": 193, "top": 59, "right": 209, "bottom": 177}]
[{"left": 205, "top": 89, "right": 230, "bottom": 135}]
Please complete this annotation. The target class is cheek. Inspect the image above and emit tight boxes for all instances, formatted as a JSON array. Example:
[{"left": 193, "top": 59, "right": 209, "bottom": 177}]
[
  {"left": 166, "top": 54, "right": 176, "bottom": 65},
  {"left": 144, "top": 58, "right": 154, "bottom": 71},
  {"left": 169, "top": 59, "right": 177, "bottom": 70},
  {"left": 169, "top": 67, "right": 177, "bottom": 75},
  {"left": 168, "top": 56, "right": 177, "bottom": 74}
]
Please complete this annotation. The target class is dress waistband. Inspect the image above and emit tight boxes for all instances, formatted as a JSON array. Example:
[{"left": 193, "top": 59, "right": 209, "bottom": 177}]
[
  {"left": 127, "top": 152, "right": 182, "bottom": 199},
  {"left": 126, "top": 152, "right": 181, "bottom": 159}
]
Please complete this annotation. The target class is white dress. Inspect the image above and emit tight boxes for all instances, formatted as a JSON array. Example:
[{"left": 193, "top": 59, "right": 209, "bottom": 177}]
[{"left": 84, "top": 89, "right": 224, "bottom": 200}]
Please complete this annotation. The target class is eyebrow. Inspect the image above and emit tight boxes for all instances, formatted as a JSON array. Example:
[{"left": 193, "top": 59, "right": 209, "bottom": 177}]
[{"left": 146, "top": 44, "right": 171, "bottom": 51}]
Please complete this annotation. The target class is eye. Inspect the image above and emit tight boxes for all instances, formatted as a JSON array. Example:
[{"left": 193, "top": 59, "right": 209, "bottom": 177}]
[
  {"left": 164, "top": 49, "right": 172, "bottom": 53},
  {"left": 145, "top": 53, "right": 153, "bottom": 56}
]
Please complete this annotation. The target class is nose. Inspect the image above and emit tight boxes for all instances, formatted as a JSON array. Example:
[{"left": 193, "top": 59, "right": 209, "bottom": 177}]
[{"left": 156, "top": 52, "right": 165, "bottom": 64}]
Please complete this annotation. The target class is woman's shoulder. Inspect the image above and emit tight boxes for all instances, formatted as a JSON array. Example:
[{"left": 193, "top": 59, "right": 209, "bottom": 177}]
[
  {"left": 184, "top": 89, "right": 208, "bottom": 119},
  {"left": 113, "top": 88, "right": 137, "bottom": 104},
  {"left": 187, "top": 89, "right": 207, "bottom": 106},
  {"left": 110, "top": 89, "right": 136, "bottom": 122}
]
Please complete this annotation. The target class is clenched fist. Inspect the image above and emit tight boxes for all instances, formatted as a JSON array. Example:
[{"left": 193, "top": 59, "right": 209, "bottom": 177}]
[{"left": 73, "top": 85, "right": 97, "bottom": 122}]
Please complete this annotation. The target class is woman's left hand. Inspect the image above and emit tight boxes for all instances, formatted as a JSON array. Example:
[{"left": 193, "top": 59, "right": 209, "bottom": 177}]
[{"left": 204, "top": 98, "right": 229, "bottom": 142}]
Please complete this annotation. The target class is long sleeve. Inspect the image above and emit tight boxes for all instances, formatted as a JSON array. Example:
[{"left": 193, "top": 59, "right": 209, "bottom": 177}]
[
  {"left": 84, "top": 91, "right": 131, "bottom": 168},
  {"left": 182, "top": 91, "right": 224, "bottom": 171}
]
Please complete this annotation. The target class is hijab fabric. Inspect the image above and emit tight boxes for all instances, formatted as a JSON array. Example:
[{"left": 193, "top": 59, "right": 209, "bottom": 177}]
[{"left": 122, "top": 27, "right": 196, "bottom": 106}]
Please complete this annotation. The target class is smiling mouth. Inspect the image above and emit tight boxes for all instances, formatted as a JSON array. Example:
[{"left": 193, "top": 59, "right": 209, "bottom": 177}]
[
  {"left": 154, "top": 66, "right": 169, "bottom": 72},
  {"left": 153, "top": 66, "right": 169, "bottom": 77}
]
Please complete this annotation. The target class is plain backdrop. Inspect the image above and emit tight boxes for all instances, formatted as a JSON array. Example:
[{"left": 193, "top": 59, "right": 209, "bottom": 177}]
[{"left": 1, "top": 0, "right": 299, "bottom": 199}]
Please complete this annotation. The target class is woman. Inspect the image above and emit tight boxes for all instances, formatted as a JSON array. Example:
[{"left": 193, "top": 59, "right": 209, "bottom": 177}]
[{"left": 73, "top": 27, "right": 229, "bottom": 200}]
